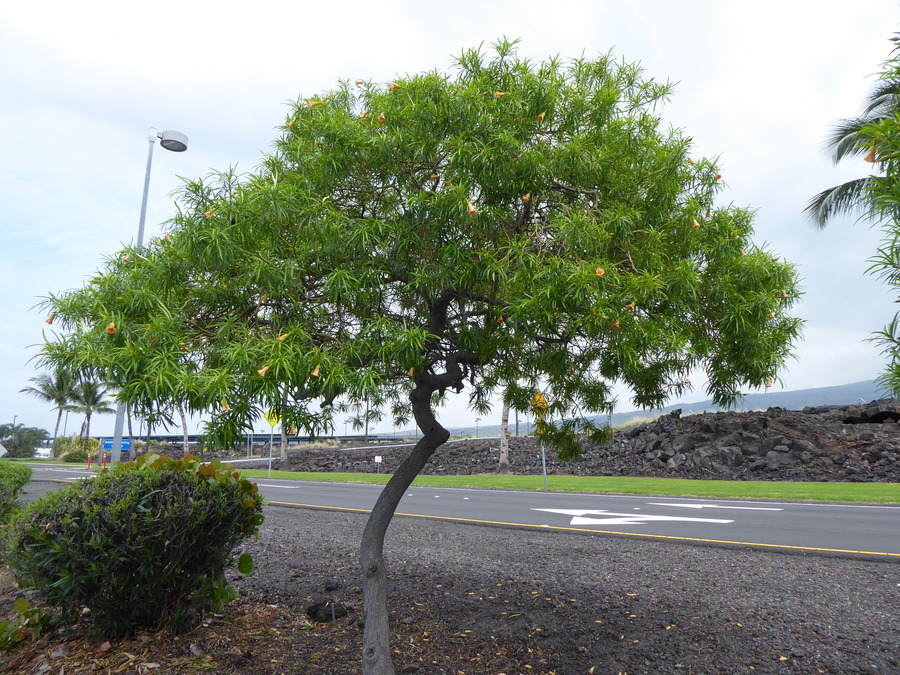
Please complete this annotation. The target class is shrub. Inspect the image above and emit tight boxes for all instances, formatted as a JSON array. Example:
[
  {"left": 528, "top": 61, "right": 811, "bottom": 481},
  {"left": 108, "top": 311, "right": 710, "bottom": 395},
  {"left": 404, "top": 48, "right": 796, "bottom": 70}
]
[
  {"left": 6, "top": 453, "right": 265, "bottom": 637},
  {"left": 0, "top": 461, "right": 31, "bottom": 523},
  {"left": 53, "top": 435, "right": 99, "bottom": 460}
]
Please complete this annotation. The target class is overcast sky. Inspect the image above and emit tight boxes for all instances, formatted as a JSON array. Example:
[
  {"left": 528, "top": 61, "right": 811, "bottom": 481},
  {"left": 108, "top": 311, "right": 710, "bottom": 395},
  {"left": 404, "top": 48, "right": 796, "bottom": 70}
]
[{"left": 2, "top": 1, "right": 898, "bottom": 438}]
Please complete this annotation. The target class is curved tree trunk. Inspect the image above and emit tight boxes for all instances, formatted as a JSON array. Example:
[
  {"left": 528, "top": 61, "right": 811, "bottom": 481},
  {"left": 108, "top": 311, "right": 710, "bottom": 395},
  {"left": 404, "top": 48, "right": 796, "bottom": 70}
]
[
  {"left": 498, "top": 402, "right": 510, "bottom": 473},
  {"left": 360, "top": 385, "right": 450, "bottom": 674}
]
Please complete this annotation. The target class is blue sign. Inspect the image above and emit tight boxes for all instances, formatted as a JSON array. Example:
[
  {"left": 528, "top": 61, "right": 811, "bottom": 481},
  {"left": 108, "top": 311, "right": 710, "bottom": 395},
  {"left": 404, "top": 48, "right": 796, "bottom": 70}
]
[{"left": 102, "top": 438, "right": 132, "bottom": 451}]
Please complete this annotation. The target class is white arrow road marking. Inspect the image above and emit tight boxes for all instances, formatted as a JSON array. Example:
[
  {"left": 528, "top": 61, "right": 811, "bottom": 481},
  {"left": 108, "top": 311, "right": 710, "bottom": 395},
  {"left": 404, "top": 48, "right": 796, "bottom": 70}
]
[
  {"left": 533, "top": 508, "right": 733, "bottom": 526},
  {"left": 647, "top": 503, "right": 783, "bottom": 511}
]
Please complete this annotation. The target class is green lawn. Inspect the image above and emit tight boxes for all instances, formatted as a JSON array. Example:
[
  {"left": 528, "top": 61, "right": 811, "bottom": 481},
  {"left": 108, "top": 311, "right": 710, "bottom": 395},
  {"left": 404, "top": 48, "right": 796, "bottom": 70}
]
[{"left": 237, "top": 469, "right": 899, "bottom": 504}]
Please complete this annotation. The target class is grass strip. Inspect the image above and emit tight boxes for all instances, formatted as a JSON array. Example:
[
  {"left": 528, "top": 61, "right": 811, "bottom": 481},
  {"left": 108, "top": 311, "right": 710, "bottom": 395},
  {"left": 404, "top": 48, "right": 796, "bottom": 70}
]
[{"left": 237, "top": 470, "right": 899, "bottom": 504}]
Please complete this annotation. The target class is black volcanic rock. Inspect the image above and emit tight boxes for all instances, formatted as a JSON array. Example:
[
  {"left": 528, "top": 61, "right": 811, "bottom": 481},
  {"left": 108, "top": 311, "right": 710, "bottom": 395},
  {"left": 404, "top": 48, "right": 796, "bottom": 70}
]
[{"left": 269, "top": 400, "right": 900, "bottom": 483}]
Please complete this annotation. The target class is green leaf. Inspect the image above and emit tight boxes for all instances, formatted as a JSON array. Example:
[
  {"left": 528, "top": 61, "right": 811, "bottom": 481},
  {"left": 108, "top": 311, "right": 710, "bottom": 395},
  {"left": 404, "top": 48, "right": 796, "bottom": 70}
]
[
  {"left": 237, "top": 553, "right": 254, "bottom": 576},
  {"left": 12, "top": 598, "right": 31, "bottom": 616}
]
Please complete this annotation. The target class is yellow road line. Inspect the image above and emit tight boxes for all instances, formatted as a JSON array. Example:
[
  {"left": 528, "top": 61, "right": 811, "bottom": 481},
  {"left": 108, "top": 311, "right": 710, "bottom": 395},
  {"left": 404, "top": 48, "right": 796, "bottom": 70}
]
[{"left": 268, "top": 500, "right": 900, "bottom": 559}]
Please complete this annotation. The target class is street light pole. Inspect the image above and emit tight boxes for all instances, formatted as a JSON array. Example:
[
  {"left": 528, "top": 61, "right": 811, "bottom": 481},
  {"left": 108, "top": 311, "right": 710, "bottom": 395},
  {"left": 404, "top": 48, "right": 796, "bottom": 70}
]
[{"left": 110, "top": 128, "right": 188, "bottom": 464}]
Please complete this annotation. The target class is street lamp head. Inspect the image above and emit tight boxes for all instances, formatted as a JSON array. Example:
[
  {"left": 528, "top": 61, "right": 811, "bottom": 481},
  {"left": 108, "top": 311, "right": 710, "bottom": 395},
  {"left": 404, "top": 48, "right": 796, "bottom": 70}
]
[{"left": 158, "top": 129, "right": 188, "bottom": 152}]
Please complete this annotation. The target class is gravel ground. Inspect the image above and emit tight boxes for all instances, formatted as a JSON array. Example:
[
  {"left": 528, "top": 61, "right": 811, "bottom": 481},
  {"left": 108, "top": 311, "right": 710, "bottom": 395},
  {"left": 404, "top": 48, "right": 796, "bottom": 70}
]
[{"left": 231, "top": 502, "right": 900, "bottom": 674}]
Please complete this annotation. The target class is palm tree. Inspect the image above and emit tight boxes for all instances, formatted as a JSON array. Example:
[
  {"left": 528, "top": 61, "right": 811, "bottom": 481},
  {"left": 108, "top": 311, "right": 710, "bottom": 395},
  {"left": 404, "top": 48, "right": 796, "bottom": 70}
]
[
  {"left": 20, "top": 368, "right": 76, "bottom": 456},
  {"left": 498, "top": 402, "right": 511, "bottom": 474},
  {"left": 66, "top": 380, "right": 116, "bottom": 453},
  {"left": 806, "top": 50, "right": 900, "bottom": 228}
]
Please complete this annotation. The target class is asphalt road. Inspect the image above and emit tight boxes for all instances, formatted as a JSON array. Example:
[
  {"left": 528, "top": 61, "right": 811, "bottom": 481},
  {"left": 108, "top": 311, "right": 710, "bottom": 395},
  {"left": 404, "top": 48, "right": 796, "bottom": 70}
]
[{"left": 25, "top": 465, "right": 900, "bottom": 560}]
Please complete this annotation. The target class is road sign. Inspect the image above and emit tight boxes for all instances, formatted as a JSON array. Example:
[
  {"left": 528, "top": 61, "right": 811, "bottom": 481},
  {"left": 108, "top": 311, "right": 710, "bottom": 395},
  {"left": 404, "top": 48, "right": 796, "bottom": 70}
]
[
  {"left": 264, "top": 409, "right": 280, "bottom": 427},
  {"left": 103, "top": 438, "right": 132, "bottom": 451}
]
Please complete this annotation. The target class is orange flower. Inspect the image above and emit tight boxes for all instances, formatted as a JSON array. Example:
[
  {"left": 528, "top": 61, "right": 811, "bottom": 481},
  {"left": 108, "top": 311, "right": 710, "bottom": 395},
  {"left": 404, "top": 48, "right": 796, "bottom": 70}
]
[
  {"left": 691, "top": 218, "right": 701, "bottom": 229},
  {"left": 277, "top": 333, "right": 289, "bottom": 341},
  {"left": 522, "top": 194, "right": 531, "bottom": 203},
  {"left": 388, "top": 82, "right": 403, "bottom": 90},
  {"left": 865, "top": 146, "right": 877, "bottom": 163},
  {"left": 610, "top": 321, "right": 620, "bottom": 330},
  {"left": 257, "top": 365, "right": 270, "bottom": 377},
  {"left": 377, "top": 112, "right": 386, "bottom": 122},
  {"left": 203, "top": 210, "right": 215, "bottom": 218},
  {"left": 45, "top": 314, "right": 55, "bottom": 325},
  {"left": 359, "top": 111, "right": 368, "bottom": 119},
  {"left": 468, "top": 202, "right": 478, "bottom": 215},
  {"left": 408, "top": 367, "right": 415, "bottom": 378},
  {"left": 106, "top": 322, "right": 116, "bottom": 334},
  {"left": 595, "top": 267, "right": 605, "bottom": 276},
  {"left": 122, "top": 256, "right": 130, "bottom": 264},
  {"left": 221, "top": 402, "right": 232, "bottom": 412},
  {"left": 354, "top": 79, "right": 364, "bottom": 86},
  {"left": 537, "top": 111, "right": 546, "bottom": 122},
  {"left": 715, "top": 173, "right": 722, "bottom": 180},
  {"left": 307, "top": 99, "right": 322, "bottom": 108},
  {"left": 625, "top": 302, "right": 635, "bottom": 311},
  {"left": 497, "top": 316, "right": 505, "bottom": 324},
  {"left": 311, "top": 364, "right": 321, "bottom": 377},
  {"left": 493, "top": 91, "right": 506, "bottom": 99}
]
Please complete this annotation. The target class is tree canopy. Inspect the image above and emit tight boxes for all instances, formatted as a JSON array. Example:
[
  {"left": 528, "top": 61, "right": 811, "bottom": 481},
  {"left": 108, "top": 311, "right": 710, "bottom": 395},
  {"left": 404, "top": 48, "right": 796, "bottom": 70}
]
[
  {"left": 806, "top": 36, "right": 900, "bottom": 395},
  {"left": 853, "top": 40, "right": 900, "bottom": 395},
  {"left": 20, "top": 368, "right": 76, "bottom": 452},
  {"left": 805, "top": 36, "right": 900, "bottom": 228},
  {"left": 0, "top": 423, "right": 49, "bottom": 458},
  {"left": 40, "top": 40, "right": 802, "bottom": 672},
  {"left": 42, "top": 42, "right": 800, "bottom": 448}
]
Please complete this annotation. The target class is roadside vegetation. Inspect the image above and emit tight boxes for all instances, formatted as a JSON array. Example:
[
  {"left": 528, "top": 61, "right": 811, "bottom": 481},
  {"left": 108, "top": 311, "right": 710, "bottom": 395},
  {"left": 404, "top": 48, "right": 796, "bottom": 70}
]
[{"left": 239, "top": 469, "right": 899, "bottom": 503}]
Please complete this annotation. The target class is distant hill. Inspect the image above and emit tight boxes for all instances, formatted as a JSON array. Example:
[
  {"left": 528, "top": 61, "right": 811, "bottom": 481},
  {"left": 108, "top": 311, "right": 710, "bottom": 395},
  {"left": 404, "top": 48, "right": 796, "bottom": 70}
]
[{"left": 443, "top": 379, "right": 887, "bottom": 438}]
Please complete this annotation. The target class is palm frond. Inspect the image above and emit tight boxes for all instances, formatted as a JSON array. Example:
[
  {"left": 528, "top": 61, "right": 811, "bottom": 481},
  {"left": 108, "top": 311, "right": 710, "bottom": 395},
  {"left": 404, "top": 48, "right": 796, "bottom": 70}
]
[
  {"left": 827, "top": 117, "right": 879, "bottom": 163},
  {"left": 804, "top": 176, "right": 876, "bottom": 228},
  {"left": 862, "top": 77, "right": 900, "bottom": 116}
]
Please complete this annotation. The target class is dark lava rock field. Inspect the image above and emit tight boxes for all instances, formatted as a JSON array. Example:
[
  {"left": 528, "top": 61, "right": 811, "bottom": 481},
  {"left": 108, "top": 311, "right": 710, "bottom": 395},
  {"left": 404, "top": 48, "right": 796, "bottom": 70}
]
[{"left": 270, "top": 399, "right": 900, "bottom": 482}]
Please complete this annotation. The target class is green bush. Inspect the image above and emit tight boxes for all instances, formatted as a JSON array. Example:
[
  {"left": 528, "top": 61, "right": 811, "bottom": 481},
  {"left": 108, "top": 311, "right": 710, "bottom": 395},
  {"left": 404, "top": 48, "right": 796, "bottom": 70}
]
[
  {"left": 0, "top": 461, "right": 31, "bottom": 523},
  {"left": 62, "top": 448, "right": 88, "bottom": 463},
  {"left": 6, "top": 453, "right": 265, "bottom": 637},
  {"left": 53, "top": 436, "right": 99, "bottom": 460}
]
